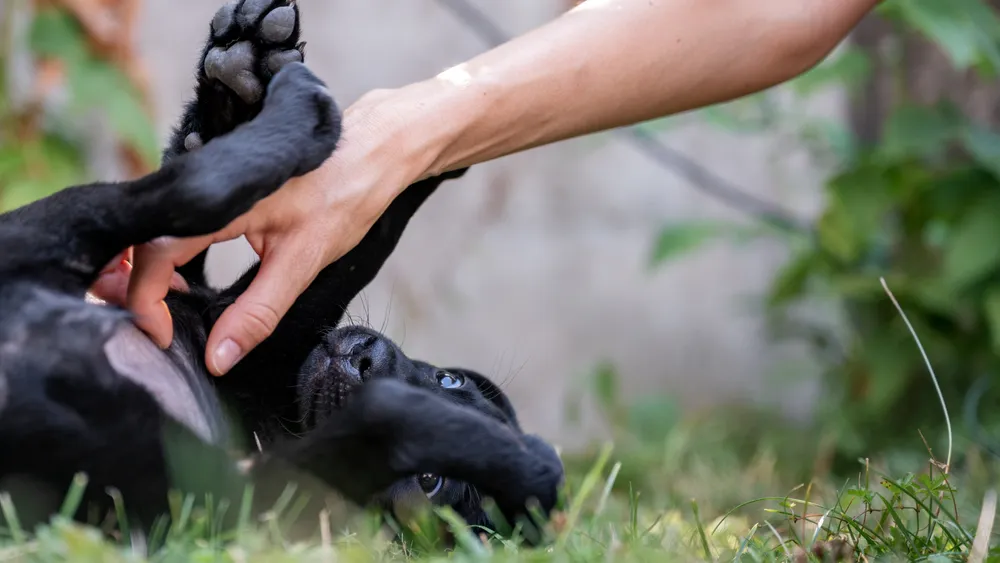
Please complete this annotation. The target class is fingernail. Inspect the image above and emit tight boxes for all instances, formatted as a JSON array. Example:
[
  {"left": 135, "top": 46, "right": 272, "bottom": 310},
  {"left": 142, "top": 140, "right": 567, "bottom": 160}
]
[{"left": 212, "top": 339, "right": 243, "bottom": 376}]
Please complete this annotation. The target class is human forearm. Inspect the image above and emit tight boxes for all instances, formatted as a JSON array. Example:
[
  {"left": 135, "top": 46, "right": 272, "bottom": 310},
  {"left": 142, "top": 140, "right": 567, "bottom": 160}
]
[
  {"left": 379, "top": 0, "right": 879, "bottom": 183},
  {"left": 113, "top": 0, "right": 881, "bottom": 374}
]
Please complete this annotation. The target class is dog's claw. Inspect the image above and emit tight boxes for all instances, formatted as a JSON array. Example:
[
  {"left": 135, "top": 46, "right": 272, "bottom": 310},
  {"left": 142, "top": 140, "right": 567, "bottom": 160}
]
[{"left": 261, "top": 7, "right": 296, "bottom": 43}]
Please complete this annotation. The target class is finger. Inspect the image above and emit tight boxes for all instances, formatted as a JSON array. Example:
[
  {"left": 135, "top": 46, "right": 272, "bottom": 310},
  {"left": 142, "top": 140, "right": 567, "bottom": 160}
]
[
  {"left": 91, "top": 257, "right": 189, "bottom": 306},
  {"left": 206, "top": 243, "right": 322, "bottom": 376},
  {"left": 98, "top": 247, "right": 133, "bottom": 276},
  {"left": 128, "top": 236, "right": 214, "bottom": 348}
]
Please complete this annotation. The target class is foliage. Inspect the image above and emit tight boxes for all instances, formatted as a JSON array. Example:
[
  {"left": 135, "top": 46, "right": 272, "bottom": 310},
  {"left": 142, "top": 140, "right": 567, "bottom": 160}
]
[
  {"left": 0, "top": 4, "right": 159, "bottom": 212},
  {"left": 649, "top": 0, "right": 1000, "bottom": 465}
]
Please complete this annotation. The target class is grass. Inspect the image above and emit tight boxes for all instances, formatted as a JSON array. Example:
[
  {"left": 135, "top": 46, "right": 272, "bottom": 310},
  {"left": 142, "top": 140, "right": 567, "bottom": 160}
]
[{"left": 1, "top": 420, "right": 998, "bottom": 562}]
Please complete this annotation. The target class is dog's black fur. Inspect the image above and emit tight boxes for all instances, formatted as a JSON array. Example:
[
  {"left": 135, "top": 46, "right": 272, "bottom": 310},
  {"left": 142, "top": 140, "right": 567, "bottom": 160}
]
[{"left": 0, "top": 0, "right": 562, "bottom": 542}]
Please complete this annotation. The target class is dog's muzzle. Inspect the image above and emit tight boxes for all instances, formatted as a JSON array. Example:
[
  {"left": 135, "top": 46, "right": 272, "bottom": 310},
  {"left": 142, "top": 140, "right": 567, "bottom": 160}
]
[{"left": 300, "top": 327, "right": 392, "bottom": 426}]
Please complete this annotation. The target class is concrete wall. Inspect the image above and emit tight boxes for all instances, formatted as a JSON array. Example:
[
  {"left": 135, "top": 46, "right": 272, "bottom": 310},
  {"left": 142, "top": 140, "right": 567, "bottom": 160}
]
[{"left": 136, "top": 0, "right": 846, "bottom": 449}]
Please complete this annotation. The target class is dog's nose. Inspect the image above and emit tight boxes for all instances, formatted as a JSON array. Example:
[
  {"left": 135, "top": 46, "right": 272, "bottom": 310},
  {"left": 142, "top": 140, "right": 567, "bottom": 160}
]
[{"left": 329, "top": 331, "right": 389, "bottom": 382}]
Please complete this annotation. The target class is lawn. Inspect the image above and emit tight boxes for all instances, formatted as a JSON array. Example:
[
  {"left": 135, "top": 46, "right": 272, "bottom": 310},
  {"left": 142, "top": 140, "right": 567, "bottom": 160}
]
[{"left": 1, "top": 403, "right": 997, "bottom": 563}]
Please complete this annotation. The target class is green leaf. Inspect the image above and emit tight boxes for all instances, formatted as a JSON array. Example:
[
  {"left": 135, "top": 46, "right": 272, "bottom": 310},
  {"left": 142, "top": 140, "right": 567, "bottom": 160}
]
[
  {"left": 633, "top": 116, "right": 678, "bottom": 135},
  {"left": 627, "top": 398, "right": 679, "bottom": 444},
  {"left": 767, "top": 252, "right": 818, "bottom": 307},
  {"left": 649, "top": 222, "right": 726, "bottom": 267},
  {"left": 1, "top": 136, "right": 86, "bottom": 212},
  {"left": 65, "top": 59, "right": 160, "bottom": 167},
  {"left": 882, "top": 0, "right": 1000, "bottom": 73},
  {"left": 591, "top": 362, "right": 620, "bottom": 416},
  {"left": 799, "top": 118, "right": 858, "bottom": 165},
  {"left": 816, "top": 164, "right": 896, "bottom": 263},
  {"left": 28, "top": 11, "right": 162, "bottom": 170},
  {"left": 860, "top": 332, "right": 915, "bottom": 412},
  {"left": 649, "top": 220, "right": 777, "bottom": 269},
  {"left": 816, "top": 205, "right": 857, "bottom": 262},
  {"left": 879, "top": 103, "right": 964, "bottom": 162},
  {"left": 830, "top": 274, "right": 886, "bottom": 300},
  {"left": 697, "top": 93, "right": 776, "bottom": 134},
  {"left": 983, "top": 287, "right": 1000, "bottom": 354},
  {"left": 792, "top": 47, "right": 871, "bottom": 97},
  {"left": 942, "top": 193, "right": 1000, "bottom": 289},
  {"left": 28, "top": 9, "right": 87, "bottom": 63},
  {"left": 0, "top": 146, "right": 25, "bottom": 184},
  {"left": 907, "top": 276, "right": 961, "bottom": 316},
  {"left": 961, "top": 124, "right": 1000, "bottom": 179}
]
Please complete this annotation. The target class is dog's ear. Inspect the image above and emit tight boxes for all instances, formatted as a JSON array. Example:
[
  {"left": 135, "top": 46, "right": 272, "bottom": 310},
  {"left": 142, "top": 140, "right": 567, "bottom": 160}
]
[{"left": 449, "top": 368, "right": 521, "bottom": 431}]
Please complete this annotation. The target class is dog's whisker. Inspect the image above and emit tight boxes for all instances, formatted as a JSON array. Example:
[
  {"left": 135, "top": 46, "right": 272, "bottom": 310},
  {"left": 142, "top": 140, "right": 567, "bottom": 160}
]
[{"left": 379, "top": 289, "right": 393, "bottom": 336}]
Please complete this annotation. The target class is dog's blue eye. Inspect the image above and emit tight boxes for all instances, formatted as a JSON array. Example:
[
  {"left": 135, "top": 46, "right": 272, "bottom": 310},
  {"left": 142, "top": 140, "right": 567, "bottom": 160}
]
[
  {"left": 417, "top": 473, "right": 444, "bottom": 498},
  {"left": 436, "top": 370, "right": 464, "bottom": 389}
]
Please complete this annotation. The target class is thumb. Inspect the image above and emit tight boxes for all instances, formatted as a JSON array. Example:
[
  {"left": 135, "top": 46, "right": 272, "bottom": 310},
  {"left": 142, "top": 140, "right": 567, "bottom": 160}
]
[{"left": 205, "top": 245, "right": 320, "bottom": 376}]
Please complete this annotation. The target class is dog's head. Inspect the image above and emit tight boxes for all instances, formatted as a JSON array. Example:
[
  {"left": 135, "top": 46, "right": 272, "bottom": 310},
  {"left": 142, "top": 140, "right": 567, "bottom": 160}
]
[{"left": 296, "top": 324, "right": 521, "bottom": 530}]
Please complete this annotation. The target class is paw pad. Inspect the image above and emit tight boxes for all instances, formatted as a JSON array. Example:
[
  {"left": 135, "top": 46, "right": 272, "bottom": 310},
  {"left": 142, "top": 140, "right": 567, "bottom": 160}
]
[
  {"left": 265, "top": 49, "right": 303, "bottom": 75},
  {"left": 204, "top": 0, "right": 303, "bottom": 105},
  {"left": 211, "top": 1, "right": 237, "bottom": 38},
  {"left": 237, "top": 0, "right": 273, "bottom": 27},
  {"left": 261, "top": 6, "right": 296, "bottom": 43},
  {"left": 205, "top": 41, "right": 263, "bottom": 104},
  {"left": 184, "top": 132, "right": 204, "bottom": 151}
]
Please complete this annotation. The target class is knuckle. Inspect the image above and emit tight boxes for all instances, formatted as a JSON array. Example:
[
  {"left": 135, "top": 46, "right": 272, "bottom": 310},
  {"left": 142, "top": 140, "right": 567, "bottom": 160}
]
[
  {"left": 139, "top": 237, "right": 178, "bottom": 254},
  {"left": 239, "top": 300, "right": 283, "bottom": 341}
]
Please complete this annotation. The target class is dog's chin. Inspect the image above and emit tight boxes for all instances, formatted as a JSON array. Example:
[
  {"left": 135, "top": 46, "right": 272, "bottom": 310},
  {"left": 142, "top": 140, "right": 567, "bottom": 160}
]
[
  {"left": 300, "top": 359, "right": 363, "bottom": 428},
  {"left": 316, "top": 366, "right": 359, "bottom": 410}
]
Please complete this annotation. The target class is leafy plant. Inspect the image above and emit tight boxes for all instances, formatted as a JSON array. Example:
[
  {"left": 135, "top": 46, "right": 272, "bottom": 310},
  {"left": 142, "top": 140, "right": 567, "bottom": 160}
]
[
  {"left": 0, "top": 4, "right": 158, "bottom": 212},
  {"left": 649, "top": 0, "right": 1000, "bottom": 465}
]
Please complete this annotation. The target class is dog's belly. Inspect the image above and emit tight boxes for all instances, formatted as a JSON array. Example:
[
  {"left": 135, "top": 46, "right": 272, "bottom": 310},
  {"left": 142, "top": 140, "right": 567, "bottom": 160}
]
[{"left": 102, "top": 322, "right": 229, "bottom": 446}]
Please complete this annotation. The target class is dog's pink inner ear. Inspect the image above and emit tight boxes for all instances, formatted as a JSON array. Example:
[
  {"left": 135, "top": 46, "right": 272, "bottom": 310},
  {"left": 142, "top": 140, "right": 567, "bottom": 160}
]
[{"left": 103, "top": 323, "right": 217, "bottom": 444}]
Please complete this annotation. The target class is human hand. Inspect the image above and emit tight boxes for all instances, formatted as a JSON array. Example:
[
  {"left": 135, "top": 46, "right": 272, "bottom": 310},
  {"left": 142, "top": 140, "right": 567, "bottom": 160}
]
[{"left": 91, "top": 90, "right": 439, "bottom": 376}]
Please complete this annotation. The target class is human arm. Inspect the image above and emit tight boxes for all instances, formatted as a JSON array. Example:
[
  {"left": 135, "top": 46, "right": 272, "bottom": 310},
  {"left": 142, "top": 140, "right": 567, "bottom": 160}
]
[
  {"left": 409, "top": 0, "right": 880, "bottom": 177},
  {"left": 106, "top": 0, "right": 880, "bottom": 375}
]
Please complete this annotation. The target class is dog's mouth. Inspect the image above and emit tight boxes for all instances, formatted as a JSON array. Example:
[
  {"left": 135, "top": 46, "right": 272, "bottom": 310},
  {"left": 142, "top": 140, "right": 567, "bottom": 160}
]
[
  {"left": 320, "top": 358, "right": 360, "bottom": 408},
  {"left": 304, "top": 354, "right": 363, "bottom": 427}
]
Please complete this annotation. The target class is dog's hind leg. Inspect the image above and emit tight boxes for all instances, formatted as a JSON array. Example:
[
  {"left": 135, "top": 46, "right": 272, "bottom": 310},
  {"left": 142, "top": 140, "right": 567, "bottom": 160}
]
[{"left": 0, "top": 61, "right": 340, "bottom": 297}]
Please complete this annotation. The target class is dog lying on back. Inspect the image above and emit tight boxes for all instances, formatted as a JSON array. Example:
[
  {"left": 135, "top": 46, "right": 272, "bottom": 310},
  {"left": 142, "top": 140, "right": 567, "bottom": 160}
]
[{"left": 0, "top": 0, "right": 562, "bottom": 541}]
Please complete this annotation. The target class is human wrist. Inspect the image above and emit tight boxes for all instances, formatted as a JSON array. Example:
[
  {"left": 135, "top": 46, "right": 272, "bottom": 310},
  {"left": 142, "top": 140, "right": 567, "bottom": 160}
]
[{"left": 355, "top": 72, "right": 496, "bottom": 190}]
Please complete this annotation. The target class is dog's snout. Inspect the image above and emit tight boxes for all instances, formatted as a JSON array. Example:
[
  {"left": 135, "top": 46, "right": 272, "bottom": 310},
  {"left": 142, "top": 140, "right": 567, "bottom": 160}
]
[{"left": 330, "top": 331, "right": 389, "bottom": 382}]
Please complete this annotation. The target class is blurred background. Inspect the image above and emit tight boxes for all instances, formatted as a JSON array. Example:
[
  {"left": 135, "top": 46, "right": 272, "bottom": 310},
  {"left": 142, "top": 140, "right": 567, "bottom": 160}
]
[{"left": 5, "top": 0, "right": 1000, "bottom": 493}]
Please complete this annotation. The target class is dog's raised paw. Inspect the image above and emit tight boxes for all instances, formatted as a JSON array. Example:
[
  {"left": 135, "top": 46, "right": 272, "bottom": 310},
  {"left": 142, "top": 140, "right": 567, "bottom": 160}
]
[
  {"left": 203, "top": 0, "right": 303, "bottom": 105},
  {"left": 260, "top": 62, "right": 340, "bottom": 173}
]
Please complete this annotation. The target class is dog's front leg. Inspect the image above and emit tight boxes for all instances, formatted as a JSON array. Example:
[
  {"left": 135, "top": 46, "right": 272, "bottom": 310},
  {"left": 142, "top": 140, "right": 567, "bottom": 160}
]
[
  {"left": 0, "top": 62, "right": 340, "bottom": 297},
  {"left": 162, "top": 0, "right": 307, "bottom": 286}
]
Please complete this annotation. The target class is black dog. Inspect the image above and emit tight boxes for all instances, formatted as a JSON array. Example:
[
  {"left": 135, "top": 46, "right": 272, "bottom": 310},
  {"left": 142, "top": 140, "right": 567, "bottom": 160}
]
[{"left": 0, "top": 0, "right": 562, "bottom": 542}]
